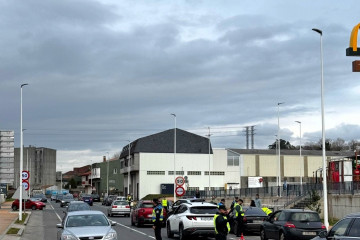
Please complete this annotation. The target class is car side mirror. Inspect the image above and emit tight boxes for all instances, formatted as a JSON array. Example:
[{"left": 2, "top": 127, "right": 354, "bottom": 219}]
[
  {"left": 111, "top": 221, "right": 117, "bottom": 226},
  {"left": 56, "top": 223, "right": 63, "bottom": 228},
  {"left": 318, "top": 230, "right": 327, "bottom": 238}
]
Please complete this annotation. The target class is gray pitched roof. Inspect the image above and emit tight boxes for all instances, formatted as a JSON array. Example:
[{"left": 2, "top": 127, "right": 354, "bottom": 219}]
[
  {"left": 228, "top": 148, "right": 355, "bottom": 157},
  {"left": 120, "top": 128, "right": 212, "bottom": 158}
]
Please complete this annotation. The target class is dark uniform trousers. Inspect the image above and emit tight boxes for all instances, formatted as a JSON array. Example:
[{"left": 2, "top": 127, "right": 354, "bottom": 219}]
[
  {"left": 154, "top": 223, "right": 162, "bottom": 240},
  {"left": 235, "top": 217, "right": 244, "bottom": 237},
  {"left": 215, "top": 233, "right": 227, "bottom": 240}
]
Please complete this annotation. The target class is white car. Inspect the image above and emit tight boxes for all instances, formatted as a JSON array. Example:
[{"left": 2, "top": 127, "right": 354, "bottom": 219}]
[
  {"left": 166, "top": 202, "right": 218, "bottom": 240},
  {"left": 107, "top": 200, "right": 130, "bottom": 217},
  {"left": 116, "top": 196, "right": 127, "bottom": 201}
]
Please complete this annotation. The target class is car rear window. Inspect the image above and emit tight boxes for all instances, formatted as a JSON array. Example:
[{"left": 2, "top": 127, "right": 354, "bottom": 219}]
[
  {"left": 141, "top": 203, "right": 155, "bottom": 208},
  {"left": 190, "top": 207, "right": 218, "bottom": 214},
  {"left": 290, "top": 212, "right": 321, "bottom": 222},
  {"left": 114, "top": 201, "right": 128, "bottom": 206},
  {"left": 244, "top": 207, "right": 268, "bottom": 216}
]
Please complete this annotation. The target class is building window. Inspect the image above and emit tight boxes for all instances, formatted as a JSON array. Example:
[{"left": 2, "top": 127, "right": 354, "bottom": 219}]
[
  {"left": 204, "top": 187, "right": 225, "bottom": 191},
  {"left": 187, "top": 171, "right": 201, "bottom": 175},
  {"left": 113, "top": 168, "right": 117, "bottom": 174},
  {"left": 187, "top": 187, "right": 199, "bottom": 191},
  {"left": 147, "top": 171, "right": 165, "bottom": 175},
  {"left": 120, "top": 161, "right": 124, "bottom": 169},
  {"left": 227, "top": 152, "right": 240, "bottom": 166},
  {"left": 204, "top": 171, "right": 225, "bottom": 176},
  {"left": 168, "top": 171, "right": 184, "bottom": 175}
]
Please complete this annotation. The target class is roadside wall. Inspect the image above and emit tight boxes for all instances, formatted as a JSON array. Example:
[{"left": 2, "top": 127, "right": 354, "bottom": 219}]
[{"left": 328, "top": 194, "right": 360, "bottom": 219}]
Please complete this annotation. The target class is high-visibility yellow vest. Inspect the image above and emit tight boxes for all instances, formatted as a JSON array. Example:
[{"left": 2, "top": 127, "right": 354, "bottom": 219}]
[
  {"left": 235, "top": 203, "right": 244, "bottom": 217},
  {"left": 162, "top": 199, "right": 167, "bottom": 207},
  {"left": 152, "top": 206, "right": 164, "bottom": 222},
  {"left": 214, "top": 214, "right": 230, "bottom": 234},
  {"left": 262, "top": 207, "right": 272, "bottom": 215}
]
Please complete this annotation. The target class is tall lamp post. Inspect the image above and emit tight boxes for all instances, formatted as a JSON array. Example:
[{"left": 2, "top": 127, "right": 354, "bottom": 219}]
[
  {"left": 171, "top": 113, "right": 176, "bottom": 202},
  {"left": 312, "top": 28, "right": 329, "bottom": 230},
  {"left": 207, "top": 127, "right": 212, "bottom": 191},
  {"left": 295, "top": 121, "right": 303, "bottom": 195},
  {"left": 127, "top": 140, "right": 131, "bottom": 196},
  {"left": 277, "top": 102, "right": 284, "bottom": 197},
  {"left": 106, "top": 152, "right": 109, "bottom": 197},
  {"left": 19, "top": 83, "right": 28, "bottom": 221}
]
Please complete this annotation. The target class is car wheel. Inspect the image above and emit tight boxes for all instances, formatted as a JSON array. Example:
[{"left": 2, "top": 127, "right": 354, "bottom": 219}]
[
  {"left": 167, "top": 222, "right": 174, "bottom": 238},
  {"left": 12, "top": 205, "right": 18, "bottom": 211},
  {"left": 260, "top": 228, "right": 268, "bottom": 240},
  {"left": 32, "top": 205, "right": 36, "bottom": 210},
  {"left": 40, "top": 207, "right": 43, "bottom": 210},
  {"left": 279, "top": 231, "right": 287, "bottom": 240},
  {"left": 179, "top": 225, "right": 187, "bottom": 240}
]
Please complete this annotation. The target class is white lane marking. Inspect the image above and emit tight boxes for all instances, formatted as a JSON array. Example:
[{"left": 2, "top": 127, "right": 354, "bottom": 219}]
[
  {"left": 115, "top": 222, "right": 155, "bottom": 239},
  {"left": 48, "top": 200, "right": 62, "bottom": 222}
]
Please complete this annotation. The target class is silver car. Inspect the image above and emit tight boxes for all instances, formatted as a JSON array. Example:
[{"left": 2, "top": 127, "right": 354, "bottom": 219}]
[
  {"left": 57, "top": 210, "right": 117, "bottom": 240},
  {"left": 108, "top": 200, "right": 131, "bottom": 217}
]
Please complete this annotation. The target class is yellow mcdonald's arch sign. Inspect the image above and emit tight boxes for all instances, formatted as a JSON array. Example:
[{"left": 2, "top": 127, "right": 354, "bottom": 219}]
[{"left": 346, "top": 23, "right": 360, "bottom": 56}]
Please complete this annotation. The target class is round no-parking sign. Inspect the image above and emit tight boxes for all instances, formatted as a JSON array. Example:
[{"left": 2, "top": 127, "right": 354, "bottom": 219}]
[
  {"left": 22, "top": 180, "right": 29, "bottom": 191},
  {"left": 175, "top": 186, "right": 185, "bottom": 197}
]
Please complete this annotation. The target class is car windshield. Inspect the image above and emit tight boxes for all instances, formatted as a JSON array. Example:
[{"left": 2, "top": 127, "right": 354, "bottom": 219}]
[
  {"left": 68, "top": 204, "right": 91, "bottom": 212},
  {"left": 114, "top": 201, "right": 127, "bottom": 206},
  {"left": 244, "top": 207, "right": 268, "bottom": 216},
  {"left": 290, "top": 212, "right": 321, "bottom": 222},
  {"left": 66, "top": 214, "right": 109, "bottom": 227},
  {"left": 190, "top": 206, "right": 218, "bottom": 214},
  {"left": 141, "top": 203, "right": 155, "bottom": 208}
]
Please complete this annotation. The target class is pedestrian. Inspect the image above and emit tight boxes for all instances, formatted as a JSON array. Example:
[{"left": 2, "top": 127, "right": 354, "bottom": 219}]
[
  {"left": 152, "top": 198, "right": 164, "bottom": 240},
  {"left": 195, "top": 190, "right": 200, "bottom": 198},
  {"left": 214, "top": 205, "right": 230, "bottom": 240},
  {"left": 234, "top": 199, "right": 245, "bottom": 239},
  {"left": 218, "top": 198, "right": 225, "bottom": 208},
  {"left": 250, "top": 200, "right": 256, "bottom": 207},
  {"left": 127, "top": 194, "right": 132, "bottom": 209},
  {"left": 254, "top": 194, "right": 262, "bottom": 208},
  {"left": 210, "top": 196, "right": 217, "bottom": 205},
  {"left": 283, "top": 179, "right": 287, "bottom": 191},
  {"left": 161, "top": 196, "right": 168, "bottom": 212}
]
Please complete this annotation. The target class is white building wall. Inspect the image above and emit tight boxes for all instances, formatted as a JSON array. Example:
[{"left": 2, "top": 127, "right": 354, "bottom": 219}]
[{"left": 284, "top": 156, "right": 302, "bottom": 177}]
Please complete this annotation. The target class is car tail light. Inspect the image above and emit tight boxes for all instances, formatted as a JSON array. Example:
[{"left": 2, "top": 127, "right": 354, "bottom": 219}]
[
  {"left": 112, "top": 206, "right": 117, "bottom": 208},
  {"left": 284, "top": 222, "right": 296, "bottom": 228},
  {"left": 243, "top": 217, "right": 247, "bottom": 222},
  {"left": 186, "top": 216, "right": 197, "bottom": 220},
  {"left": 90, "top": 198, "right": 93, "bottom": 201},
  {"left": 125, "top": 206, "right": 130, "bottom": 208},
  {"left": 321, "top": 224, "right": 326, "bottom": 229}
]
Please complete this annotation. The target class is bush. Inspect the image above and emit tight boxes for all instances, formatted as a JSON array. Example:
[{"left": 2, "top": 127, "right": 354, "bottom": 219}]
[{"left": 306, "top": 189, "right": 321, "bottom": 214}]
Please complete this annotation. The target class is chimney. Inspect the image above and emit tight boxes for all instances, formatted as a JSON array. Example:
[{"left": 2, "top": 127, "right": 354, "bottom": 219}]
[{"left": 103, "top": 156, "right": 106, "bottom": 162}]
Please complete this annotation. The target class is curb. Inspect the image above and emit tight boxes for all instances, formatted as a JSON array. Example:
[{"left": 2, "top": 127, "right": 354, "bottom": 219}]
[
  {"left": 24, "top": 212, "right": 31, "bottom": 225},
  {"left": 1, "top": 211, "right": 32, "bottom": 238}
]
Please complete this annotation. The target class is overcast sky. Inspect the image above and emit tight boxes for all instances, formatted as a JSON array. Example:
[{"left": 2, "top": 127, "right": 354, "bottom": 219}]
[{"left": 1, "top": 0, "right": 360, "bottom": 172}]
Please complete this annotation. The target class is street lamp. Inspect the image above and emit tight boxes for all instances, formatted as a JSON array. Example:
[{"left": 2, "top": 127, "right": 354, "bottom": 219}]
[
  {"left": 277, "top": 102, "right": 284, "bottom": 197},
  {"left": 312, "top": 28, "right": 329, "bottom": 230},
  {"left": 295, "top": 121, "right": 303, "bottom": 194},
  {"left": 171, "top": 113, "right": 176, "bottom": 202},
  {"left": 106, "top": 152, "right": 109, "bottom": 197},
  {"left": 127, "top": 140, "right": 131, "bottom": 196},
  {"left": 207, "top": 127, "right": 212, "bottom": 191},
  {"left": 19, "top": 83, "right": 28, "bottom": 221}
]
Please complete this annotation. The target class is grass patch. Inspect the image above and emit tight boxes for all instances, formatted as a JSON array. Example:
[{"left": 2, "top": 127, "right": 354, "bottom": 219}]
[
  {"left": 6, "top": 228, "right": 20, "bottom": 235},
  {"left": 15, "top": 213, "right": 28, "bottom": 224},
  {"left": 5, "top": 198, "right": 14, "bottom": 202}
]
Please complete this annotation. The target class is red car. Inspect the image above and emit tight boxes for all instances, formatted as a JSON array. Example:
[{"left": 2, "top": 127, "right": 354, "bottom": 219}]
[
  {"left": 12, "top": 199, "right": 46, "bottom": 211},
  {"left": 131, "top": 200, "right": 167, "bottom": 227}
]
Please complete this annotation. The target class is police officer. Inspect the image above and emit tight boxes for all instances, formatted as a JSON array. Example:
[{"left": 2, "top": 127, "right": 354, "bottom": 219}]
[
  {"left": 218, "top": 198, "right": 225, "bottom": 208},
  {"left": 214, "top": 205, "right": 230, "bottom": 240},
  {"left": 127, "top": 194, "right": 132, "bottom": 209},
  {"left": 234, "top": 198, "right": 245, "bottom": 239},
  {"left": 230, "top": 196, "right": 239, "bottom": 212},
  {"left": 152, "top": 198, "right": 164, "bottom": 240},
  {"left": 161, "top": 196, "right": 168, "bottom": 212}
]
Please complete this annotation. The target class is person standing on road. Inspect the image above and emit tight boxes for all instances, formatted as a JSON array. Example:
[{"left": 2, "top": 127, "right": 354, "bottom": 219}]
[
  {"left": 218, "top": 198, "right": 225, "bottom": 208},
  {"left": 152, "top": 198, "right": 164, "bottom": 240},
  {"left": 254, "top": 194, "right": 262, "bottom": 208},
  {"left": 214, "top": 205, "right": 230, "bottom": 240},
  {"left": 161, "top": 196, "right": 168, "bottom": 212},
  {"left": 230, "top": 197, "right": 239, "bottom": 212},
  {"left": 127, "top": 194, "right": 132, "bottom": 209},
  {"left": 234, "top": 199, "right": 245, "bottom": 239}
]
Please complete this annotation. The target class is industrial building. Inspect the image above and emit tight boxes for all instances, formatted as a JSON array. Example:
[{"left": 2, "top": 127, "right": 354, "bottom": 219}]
[{"left": 0, "top": 130, "right": 15, "bottom": 186}]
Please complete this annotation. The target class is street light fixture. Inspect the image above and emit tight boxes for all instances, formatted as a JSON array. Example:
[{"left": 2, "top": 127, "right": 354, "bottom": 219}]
[
  {"left": 312, "top": 27, "right": 329, "bottom": 230},
  {"left": 295, "top": 121, "right": 303, "bottom": 194},
  {"left": 19, "top": 83, "right": 28, "bottom": 221},
  {"left": 171, "top": 113, "right": 176, "bottom": 202},
  {"left": 127, "top": 140, "right": 131, "bottom": 196},
  {"left": 277, "top": 102, "right": 284, "bottom": 197},
  {"left": 106, "top": 152, "right": 109, "bottom": 197}
]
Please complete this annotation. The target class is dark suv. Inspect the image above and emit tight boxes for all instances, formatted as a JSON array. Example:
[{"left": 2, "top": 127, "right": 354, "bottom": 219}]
[
  {"left": 260, "top": 209, "right": 325, "bottom": 240},
  {"left": 313, "top": 212, "right": 360, "bottom": 240}
]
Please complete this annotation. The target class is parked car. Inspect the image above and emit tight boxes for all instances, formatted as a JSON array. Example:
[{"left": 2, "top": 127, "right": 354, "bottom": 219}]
[
  {"left": 81, "top": 194, "right": 93, "bottom": 206},
  {"left": 311, "top": 212, "right": 360, "bottom": 240},
  {"left": 169, "top": 198, "right": 206, "bottom": 212},
  {"left": 107, "top": 200, "right": 131, "bottom": 217},
  {"left": 166, "top": 202, "right": 217, "bottom": 239},
  {"left": 32, "top": 194, "right": 47, "bottom": 202},
  {"left": 57, "top": 210, "right": 118, "bottom": 240},
  {"left": 131, "top": 200, "right": 158, "bottom": 227},
  {"left": 60, "top": 195, "right": 75, "bottom": 207},
  {"left": 56, "top": 194, "right": 64, "bottom": 203},
  {"left": 229, "top": 206, "right": 268, "bottom": 233},
  {"left": 91, "top": 193, "right": 100, "bottom": 202},
  {"left": 12, "top": 199, "right": 46, "bottom": 211},
  {"left": 102, "top": 195, "right": 117, "bottom": 206},
  {"left": 260, "top": 209, "right": 325, "bottom": 240}
]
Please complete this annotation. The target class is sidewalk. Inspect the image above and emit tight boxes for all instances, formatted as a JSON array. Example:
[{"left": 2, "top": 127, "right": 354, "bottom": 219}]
[{"left": 0, "top": 202, "right": 18, "bottom": 240}]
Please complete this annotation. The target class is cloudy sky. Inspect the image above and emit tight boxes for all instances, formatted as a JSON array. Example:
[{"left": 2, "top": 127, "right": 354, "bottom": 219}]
[{"left": 1, "top": 0, "right": 360, "bottom": 172}]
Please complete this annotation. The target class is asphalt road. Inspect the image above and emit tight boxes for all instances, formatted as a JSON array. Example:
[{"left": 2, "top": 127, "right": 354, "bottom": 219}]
[{"left": 22, "top": 199, "right": 261, "bottom": 240}]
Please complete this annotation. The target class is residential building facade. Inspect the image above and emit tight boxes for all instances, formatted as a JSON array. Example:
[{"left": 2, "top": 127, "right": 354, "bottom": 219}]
[{"left": 0, "top": 130, "right": 14, "bottom": 185}]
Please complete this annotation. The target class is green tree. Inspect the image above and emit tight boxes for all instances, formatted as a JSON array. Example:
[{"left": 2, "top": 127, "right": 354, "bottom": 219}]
[
  {"left": 268, "top": 139, "right": 296, "bottom": 150},
  {"left": 64, "top": 178, "right": 77, "bottom": 189}
]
